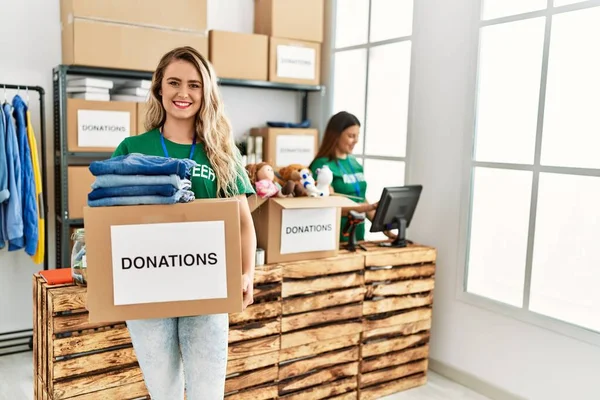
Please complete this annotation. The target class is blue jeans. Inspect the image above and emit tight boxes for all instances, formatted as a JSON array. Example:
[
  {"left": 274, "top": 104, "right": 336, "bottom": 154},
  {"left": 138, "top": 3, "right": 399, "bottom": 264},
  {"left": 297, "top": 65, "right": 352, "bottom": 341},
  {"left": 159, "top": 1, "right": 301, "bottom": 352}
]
[
  {"left": 126, "top": 314, "right": 229, "bottom": 400},
  {"left": 89, "top": 153, "right": 196, "bottom": 179},
  {"left": 91, "top": 174, "right": 191, "bottom": 190},
  {"left": 88, "top": 184, "right": 177, "bottom": 201},
  {"left": 87, "top": 190, "right": 195, "bottom": 207}
]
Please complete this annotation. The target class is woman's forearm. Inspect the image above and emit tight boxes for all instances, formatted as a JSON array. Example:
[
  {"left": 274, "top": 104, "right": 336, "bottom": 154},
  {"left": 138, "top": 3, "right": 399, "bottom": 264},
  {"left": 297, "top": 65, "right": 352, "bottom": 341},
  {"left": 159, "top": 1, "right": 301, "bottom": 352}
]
[
  {"left": 366, "top": 209, "right": 376, "bottom": 221},
  {"left": 342, "top": 202, "right": 377, "bottom": 216},
  {"left": 238, "top": 195, "right": 257, "bottom": 280}
]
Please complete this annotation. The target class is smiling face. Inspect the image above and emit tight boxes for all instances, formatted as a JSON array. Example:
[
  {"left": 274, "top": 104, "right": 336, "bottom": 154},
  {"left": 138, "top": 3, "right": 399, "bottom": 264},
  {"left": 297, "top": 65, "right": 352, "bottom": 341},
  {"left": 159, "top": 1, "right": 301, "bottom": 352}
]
[
  {"left": 336, "top": 124, "right": 360, "bottom": 156},
  {"left": 160, "top": 59, "right": 203, "bottom": 122}
]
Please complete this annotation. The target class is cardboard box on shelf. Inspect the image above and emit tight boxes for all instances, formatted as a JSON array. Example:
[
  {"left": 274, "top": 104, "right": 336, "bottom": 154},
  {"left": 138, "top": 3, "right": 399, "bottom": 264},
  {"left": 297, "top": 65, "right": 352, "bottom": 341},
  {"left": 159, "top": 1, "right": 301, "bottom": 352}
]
[
  {"left": 250, "top": 196, "right": 356, "bottom": 264},
  {"left": 67, "top": 98, "right": 137, "bottom": 152},
  {"left": 209, "top": 30, "right": 268, "bottom": 81},
  {"left": 136, "top": 102, "right": 150, "bottom": 134},
  {"left": 61, "top": 0, "right": 207, "bottom": 32},
  {"left": 83, "top": 199, "right": 243, "bottom": 323},
  {"left": 269, "top": 37, "right": 321, "bottom": 86},
  {"left": 61, "top": 19, "right": 208, "bottom": 72},
  {"left": 68, "top": 166, "right": 95, "bottom": 220},
  {"left": 250, "top": 127, "right": 318, "bottom": 168},
  {"left": 254, "top": 0, "right": 324, "bottom": 43}
]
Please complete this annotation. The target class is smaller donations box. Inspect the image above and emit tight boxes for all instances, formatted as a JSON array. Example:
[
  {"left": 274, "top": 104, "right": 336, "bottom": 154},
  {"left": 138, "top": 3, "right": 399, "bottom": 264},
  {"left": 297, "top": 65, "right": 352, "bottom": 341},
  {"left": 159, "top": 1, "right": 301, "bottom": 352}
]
[
  {"left": 250, "top": 196, "right": 357, "bottom": 264},
  {"left": 83, "top": 199, "right": 243, "bottom": 323}
]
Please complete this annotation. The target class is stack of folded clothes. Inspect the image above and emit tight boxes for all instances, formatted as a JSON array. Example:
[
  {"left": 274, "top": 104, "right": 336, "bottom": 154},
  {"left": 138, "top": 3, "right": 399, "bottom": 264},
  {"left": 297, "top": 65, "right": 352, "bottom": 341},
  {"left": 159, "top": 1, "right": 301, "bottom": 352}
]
[{"left": 87, "top": 153, "right": 197, "bottom": 207}]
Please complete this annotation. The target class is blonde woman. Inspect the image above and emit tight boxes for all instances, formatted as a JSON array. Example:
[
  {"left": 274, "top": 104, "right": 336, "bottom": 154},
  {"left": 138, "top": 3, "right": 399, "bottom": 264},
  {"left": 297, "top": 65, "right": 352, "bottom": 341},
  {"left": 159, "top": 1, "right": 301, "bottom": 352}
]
[{"left": 112, "top": 46, "right": 256, "bottom": 399}]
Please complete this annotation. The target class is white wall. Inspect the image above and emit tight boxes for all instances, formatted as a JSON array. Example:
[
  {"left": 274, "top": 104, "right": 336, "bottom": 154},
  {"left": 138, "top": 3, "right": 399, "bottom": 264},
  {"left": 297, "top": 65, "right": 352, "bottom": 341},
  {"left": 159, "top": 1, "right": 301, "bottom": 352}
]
[
  {"left": 407, "top": 1, "right": 600, "bottom": 399},
  {"left": 0, "top": 0, "right": 61, "bottom": 334},
  {"left": 0, "top": 0, "right": 310, "bottom": 334}
]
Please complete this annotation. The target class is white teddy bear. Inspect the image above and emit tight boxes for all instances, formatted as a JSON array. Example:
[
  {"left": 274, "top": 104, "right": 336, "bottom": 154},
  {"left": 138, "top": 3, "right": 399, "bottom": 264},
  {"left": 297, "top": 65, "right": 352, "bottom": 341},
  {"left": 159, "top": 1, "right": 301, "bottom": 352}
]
[
  {"left": 299, "top": 168, "right": 323, "bottom": 197},
  {"left": 299, "top": 166, "right": 333, "bottom": 197},
  {"left": 315, "top": 165, "right": 333, "bottom": 197}
]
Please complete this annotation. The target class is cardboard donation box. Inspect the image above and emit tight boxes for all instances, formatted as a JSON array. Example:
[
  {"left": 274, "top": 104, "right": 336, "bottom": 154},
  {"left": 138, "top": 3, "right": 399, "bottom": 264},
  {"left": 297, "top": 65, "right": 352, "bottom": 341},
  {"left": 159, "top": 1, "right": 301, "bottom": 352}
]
[
  {"left": 209, "top": 30, "right": 268, "bottom": 81},
  {"left": 136, "top": 102, "right": 149, "bottom": 134},
  {"left": 67, "top": 166, "right": 94, "bottom": 219},
  {"left": 250, "top": 127, "right": 318, "bottom": 168},
  {"left": 251, "top": 196, "right": 356, "bottom": 264},
  {"left": 254, "top": 0, "right": 324, "bottom": 43},
  {"left": 67, "top": 98, "right": 137, "bottom": 152},
  {"left": 61, "top": 0, "right": 207, "bottom": 32},
  {"left": 269, "top": 37, "right": 321, "bottom": 85},
  {"left": 83, "top": 199, "right": 243, "bottom": 323},
  {"left": 60, "top": 0, "right": 209, "bottom": 71}
]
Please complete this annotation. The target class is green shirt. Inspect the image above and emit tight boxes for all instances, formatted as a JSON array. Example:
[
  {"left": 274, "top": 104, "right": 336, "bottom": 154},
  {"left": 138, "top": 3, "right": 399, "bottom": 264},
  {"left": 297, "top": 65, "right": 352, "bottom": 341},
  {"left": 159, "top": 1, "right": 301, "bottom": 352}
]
[
  {"left": 309, "top": 155, "right": 367, "bottom": 242},
  {"left": 112, "top": 129, "right": 255, "bottom": 199}
]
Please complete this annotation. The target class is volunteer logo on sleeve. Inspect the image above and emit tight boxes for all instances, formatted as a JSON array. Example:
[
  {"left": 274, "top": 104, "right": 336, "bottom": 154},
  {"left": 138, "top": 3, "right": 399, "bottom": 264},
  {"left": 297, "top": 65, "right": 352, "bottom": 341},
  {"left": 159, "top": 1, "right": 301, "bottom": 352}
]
[{"left": 110, "top": 220, "right": 227, "bottom": 306}]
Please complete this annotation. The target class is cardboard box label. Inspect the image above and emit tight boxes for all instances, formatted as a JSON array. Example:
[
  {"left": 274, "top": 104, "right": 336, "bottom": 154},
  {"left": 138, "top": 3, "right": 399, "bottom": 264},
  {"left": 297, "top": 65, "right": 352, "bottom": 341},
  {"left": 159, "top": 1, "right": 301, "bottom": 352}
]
[
  {"left": 110, "top": 220, "right": 228, "bottom": 306},
  {"left": 77, "top": 109, "right": 131, "bottom": 148},
  {"left": 280, "top": 208, "right": 337, "bottom": 254},
  {"left": 276, "top": 134, "right": 315, "bottom": 166},
  {"left": 276, "top": 45, "right": 316, "bottom": 80}
]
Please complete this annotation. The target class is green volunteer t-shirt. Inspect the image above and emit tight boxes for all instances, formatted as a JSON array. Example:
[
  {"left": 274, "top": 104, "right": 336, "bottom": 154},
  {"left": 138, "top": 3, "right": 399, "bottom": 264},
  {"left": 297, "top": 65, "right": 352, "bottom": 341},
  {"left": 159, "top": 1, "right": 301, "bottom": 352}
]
[
  {"left": 112, "top": 129, "right": 255, "bottom": 199},
  {"left": 309, "top": 155, "right": 367, "bottom": 242}
]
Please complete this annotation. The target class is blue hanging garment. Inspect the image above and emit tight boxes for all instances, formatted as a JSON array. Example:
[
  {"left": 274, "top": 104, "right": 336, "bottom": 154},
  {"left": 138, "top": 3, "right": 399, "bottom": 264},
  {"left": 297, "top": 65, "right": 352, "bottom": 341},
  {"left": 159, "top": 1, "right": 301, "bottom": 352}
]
[{"left": 3, "top": 102, "right": 23, "bottom": 250}]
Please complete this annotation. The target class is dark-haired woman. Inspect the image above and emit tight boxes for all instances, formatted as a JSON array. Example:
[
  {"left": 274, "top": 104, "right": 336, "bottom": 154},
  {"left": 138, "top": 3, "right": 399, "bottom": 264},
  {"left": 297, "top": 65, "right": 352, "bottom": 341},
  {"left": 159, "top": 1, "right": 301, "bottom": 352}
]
[{"left": 309, "top": 111, "right": 388, "bottom": 243}]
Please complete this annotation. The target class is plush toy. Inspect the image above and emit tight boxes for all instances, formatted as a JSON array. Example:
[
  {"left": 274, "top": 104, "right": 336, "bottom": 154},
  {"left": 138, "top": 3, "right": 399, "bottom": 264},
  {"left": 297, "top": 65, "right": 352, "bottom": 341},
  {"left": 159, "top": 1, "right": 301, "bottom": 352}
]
[
  {"left": 277, "top": 164, "right": 309, "bottom": 197},
  {"left": 299, "top": 168, "right": 324, "bottom": 197},
  {"left": 315, "top": 165, "right": 333, "bottom": 197},
  {"left": 246, "top": 162, "right": 291, "bottom": 198}
]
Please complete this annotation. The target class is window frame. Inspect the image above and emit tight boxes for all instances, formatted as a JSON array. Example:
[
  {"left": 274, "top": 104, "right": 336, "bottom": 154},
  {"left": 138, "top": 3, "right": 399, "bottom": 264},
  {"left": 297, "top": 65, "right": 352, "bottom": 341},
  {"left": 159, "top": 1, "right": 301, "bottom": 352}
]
[
  {"left": 457, "top": 0, "right": 600, "bottom": 347},
  {"left": 328, "top": 0, "right": 416, "bottom": 185}
]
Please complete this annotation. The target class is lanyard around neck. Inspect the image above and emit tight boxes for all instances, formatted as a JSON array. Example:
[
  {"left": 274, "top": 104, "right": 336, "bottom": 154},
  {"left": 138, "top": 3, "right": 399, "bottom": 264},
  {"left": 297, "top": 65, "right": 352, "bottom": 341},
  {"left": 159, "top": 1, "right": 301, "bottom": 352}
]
[
  {"left": 160, "top": 129, "right": 197, "bottom": 160},
  {"left": 337, "top": 158, "right": 362, "bottom": 198}
]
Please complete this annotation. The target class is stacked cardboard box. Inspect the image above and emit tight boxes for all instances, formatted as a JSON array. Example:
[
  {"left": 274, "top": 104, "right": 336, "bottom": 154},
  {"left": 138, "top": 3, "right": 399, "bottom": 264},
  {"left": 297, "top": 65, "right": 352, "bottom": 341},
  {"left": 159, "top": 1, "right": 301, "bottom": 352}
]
[
  {"left": 208, "top": 0, "right": 324, "bottom": 85},
  {"left": 209, "top": 30, "right": 269, "bottom": 81},
  {"left": 250, "top": 127, "right": 319, "bottom": 169},
  {"left": 254, "top": 0, "right": 324, "bottom": 86},
  {"left": 60, "top": 0, "right": 209, "bottom": 72}
]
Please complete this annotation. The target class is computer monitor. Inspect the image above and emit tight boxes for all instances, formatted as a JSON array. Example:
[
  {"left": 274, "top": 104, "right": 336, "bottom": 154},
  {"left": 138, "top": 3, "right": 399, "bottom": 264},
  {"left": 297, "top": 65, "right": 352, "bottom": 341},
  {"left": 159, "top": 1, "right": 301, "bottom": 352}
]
[{"left": 370, "top": 185, "right": 423, "bottom": 248}]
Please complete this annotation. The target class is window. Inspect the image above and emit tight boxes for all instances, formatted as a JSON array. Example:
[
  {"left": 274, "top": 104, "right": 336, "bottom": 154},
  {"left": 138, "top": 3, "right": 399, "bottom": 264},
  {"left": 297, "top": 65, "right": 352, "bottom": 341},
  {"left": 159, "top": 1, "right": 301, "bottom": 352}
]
[
  {"left": 465, "top": 1, "right": 600, "bottom": 334},
  {"left": 331, "top": 0, "right": 414, "bottom": 239}
]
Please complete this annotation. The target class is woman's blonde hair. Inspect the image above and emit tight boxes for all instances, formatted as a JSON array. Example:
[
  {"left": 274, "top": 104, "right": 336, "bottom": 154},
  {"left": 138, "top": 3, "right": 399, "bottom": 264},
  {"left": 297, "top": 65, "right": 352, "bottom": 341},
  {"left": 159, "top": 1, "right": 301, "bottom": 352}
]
[{"left": 145, "top": 46, "right": 242, "bottom": 198}]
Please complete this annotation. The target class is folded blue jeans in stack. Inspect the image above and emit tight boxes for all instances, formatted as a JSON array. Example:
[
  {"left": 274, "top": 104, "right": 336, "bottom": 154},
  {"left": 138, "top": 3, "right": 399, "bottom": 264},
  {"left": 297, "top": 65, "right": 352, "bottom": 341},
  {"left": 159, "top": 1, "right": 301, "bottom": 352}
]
[{"left": 88, "top": 153, "right": 196, "bottom": 207}]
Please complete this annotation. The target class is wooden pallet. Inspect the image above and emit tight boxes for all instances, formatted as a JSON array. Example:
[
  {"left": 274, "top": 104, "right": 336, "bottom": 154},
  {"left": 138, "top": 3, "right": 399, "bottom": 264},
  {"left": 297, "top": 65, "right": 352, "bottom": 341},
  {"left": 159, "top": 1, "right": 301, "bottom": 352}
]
[
  {"left": 358, "top": 244, "right": 436, "bottom": 399},
  {"left": 225, "top": 264, "right": 282, "bottom": 399},
  {"left": 277, "top": 253, "right": 365, "bottom": 399},
  {"left": 33, "top": 275, "right": 148, "bottom": 400}
]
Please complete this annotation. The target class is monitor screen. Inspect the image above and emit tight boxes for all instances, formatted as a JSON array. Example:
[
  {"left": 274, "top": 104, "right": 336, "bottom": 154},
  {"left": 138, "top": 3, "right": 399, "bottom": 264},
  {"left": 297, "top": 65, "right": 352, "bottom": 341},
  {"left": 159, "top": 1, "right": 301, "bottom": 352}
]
[{"left": 370, "top": 185, "right": 423, "bottom": 247}]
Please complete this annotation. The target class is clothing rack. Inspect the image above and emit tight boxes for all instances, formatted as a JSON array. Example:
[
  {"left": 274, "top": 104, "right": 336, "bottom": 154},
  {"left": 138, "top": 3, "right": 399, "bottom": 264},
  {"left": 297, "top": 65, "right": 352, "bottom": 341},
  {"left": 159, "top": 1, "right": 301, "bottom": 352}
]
[{"left": 0, "top": 83, "right": 47, "bottom": 357}]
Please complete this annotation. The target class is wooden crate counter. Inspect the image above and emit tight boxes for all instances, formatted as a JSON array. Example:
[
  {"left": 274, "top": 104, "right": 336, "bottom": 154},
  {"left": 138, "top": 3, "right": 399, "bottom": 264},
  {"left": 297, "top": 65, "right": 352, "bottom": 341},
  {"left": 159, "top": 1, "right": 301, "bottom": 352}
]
[
  {"left": 359, "top": 242, "right": 436, "bottom": 400},
  {"left": 32, "top": 275, "right": 148, "bottom": 400},
  {"left": 278, "top": 252, "right": 365, "bottom": 399},
  {"left": 33, "top": 243, "right": 436, "bottom": 400},
  {"left": 225, "top": 263, "right": 282, "bottom": 399}
]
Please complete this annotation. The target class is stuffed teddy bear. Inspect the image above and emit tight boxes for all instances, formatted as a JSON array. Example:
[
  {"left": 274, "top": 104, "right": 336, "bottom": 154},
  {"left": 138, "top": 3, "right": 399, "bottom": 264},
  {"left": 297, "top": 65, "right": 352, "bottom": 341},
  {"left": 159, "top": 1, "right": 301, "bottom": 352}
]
[
  {"left": 246, "top": 162, "right": 292, "bottom": 198},
  {"left": 277, "top": 164, "right": 310, "bottom": 197},
  {"left": 315, "top": 165, "right": 333, "bottom": 197},
  {"left": 300, "top": 168, "right": 324, "bottom": 197}
]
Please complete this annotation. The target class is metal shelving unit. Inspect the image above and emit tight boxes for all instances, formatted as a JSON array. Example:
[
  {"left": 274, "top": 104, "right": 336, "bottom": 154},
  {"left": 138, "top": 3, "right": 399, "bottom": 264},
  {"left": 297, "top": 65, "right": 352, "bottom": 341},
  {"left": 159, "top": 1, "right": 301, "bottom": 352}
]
[{"left": 53, "top": 64, "right": 323, "bottom": 269}]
